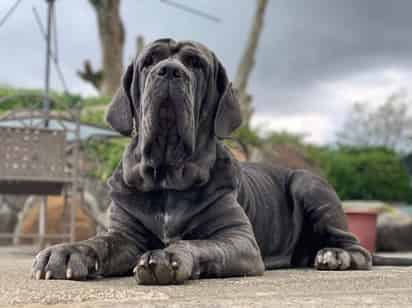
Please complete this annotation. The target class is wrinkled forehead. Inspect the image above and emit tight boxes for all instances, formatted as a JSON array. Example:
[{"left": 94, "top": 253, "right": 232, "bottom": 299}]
[{"left": 137, "top": 39, "right": 214, "bottom": 64}]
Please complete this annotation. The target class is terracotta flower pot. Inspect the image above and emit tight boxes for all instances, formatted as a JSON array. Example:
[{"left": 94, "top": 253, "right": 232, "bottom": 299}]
[{"left": 344, "top": 209, "right": 378, "bottom": 252}]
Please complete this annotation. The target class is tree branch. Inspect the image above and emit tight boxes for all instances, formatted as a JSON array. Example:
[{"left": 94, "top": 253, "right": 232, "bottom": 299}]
[{"left": 77, "top": 60, "right": 103, "bottom": 92}]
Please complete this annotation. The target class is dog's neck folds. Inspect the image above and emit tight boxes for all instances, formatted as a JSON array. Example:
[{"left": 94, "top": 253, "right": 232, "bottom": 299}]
[{"left": 118, "top": 136, "right": 226, "bottom": 192}]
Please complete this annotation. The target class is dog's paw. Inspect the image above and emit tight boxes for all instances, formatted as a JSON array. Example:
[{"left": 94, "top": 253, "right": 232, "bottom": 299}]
[
  {"left": 31, "top": 243, "right": 99, "bottom": 280},
  {"left": 134, "top": 248, "right": 193, "bottom": 285},
  {"left": 314, "top": 248, "right": 351, "bottom": 270}
]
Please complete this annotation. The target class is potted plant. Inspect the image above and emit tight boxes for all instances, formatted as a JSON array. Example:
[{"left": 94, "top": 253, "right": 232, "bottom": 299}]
[{"left": 342, "top": 201, "right": 386, "bottom": 252}]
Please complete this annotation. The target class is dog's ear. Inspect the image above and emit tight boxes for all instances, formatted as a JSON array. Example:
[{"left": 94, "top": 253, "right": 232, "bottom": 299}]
[
  {"left": 106, "top": 63, "right": 137, "bottom": 137},
  {"left": 214, "top": 61, "right": 242, "bottom": 138}
]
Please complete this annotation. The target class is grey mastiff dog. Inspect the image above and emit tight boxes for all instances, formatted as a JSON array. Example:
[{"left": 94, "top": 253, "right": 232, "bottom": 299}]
[{"left": 31, "top": 39, "right": 408, "bottom": 285}]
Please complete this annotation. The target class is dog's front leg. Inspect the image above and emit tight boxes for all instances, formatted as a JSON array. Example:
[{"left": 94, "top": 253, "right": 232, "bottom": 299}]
[
  {"left": 32, "top": 202, "right": 146, "bottom": 280},
  {"left": 135, "top": 196, "right": 264, "bottom": 285},
  {"left": 32, "top": 231, "right": 141, "bottom": 280}
]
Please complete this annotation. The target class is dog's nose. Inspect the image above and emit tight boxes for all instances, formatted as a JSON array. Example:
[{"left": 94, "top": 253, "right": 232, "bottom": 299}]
[{"left": 157, "top": 63, "right": 183, "bottom": 79}]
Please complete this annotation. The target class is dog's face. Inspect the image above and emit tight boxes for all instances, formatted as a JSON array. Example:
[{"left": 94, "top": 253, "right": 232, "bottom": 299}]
[
  {"left": 106, "top": 39, "right": 242, "bottom": 190},
  {"left": 138, "top": 39, "right": 211, "bottom": 168}
]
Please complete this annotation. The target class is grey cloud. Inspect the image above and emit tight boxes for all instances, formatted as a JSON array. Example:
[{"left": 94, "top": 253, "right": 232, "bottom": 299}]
[{"left": 1, "top": 0, "right": 412, "bottom": 123}]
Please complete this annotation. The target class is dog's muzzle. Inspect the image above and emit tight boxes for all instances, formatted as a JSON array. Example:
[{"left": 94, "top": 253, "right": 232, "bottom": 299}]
[{"left": 140, "top": 61, "right": 195, "bottom": 180}]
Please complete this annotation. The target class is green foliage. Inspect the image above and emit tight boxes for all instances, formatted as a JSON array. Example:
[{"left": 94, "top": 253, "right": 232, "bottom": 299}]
[
  {"left": 84, "top": 138, "right": 128, "bottom": 180},
  {"left": 82, "top": 96, "right": 111, "bottom": 107},
  {"left": 232, "top": 125, "right": 262, "bottom": 147},
  {"left": 308, "top": 146, "right": 412, "bottom": 202},
  {"left": 81, "top": 108, "right": 108, "bottom": 127},
  {"left": 0, "top": 86, "right": 44, "bottom": 112},
  {"left": 232, "top": 127, "right": 306, "bottom": 149},
  {"left": 0, "top": 86, "right": 109, "bottom": 113},
  {"left": 263, "top": 131, "right": 306, "bottom": 148},
  {"left": 0, "top": 86, "right": 83, "bottom": 111}
]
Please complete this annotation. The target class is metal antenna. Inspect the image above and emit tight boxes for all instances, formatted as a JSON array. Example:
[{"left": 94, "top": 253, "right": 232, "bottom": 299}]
[
  {"left": 33, "top": 5, "right": 68, "bottom": 93},
  {"left": 52, "top": 4, "right": 59, "bottom": 63},
  {"left": 43, "top": 0, "right": 55, "bottom": 128},
  {"left": 159, "top": 0, "right": 221, "bottom": 23},
  {"left": 0, "top": 0, "right": 22, "bottom": 28}
]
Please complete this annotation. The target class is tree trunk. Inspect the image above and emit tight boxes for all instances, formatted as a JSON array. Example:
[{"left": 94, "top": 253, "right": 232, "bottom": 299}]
[
  {"left": 234, "top": 0, "right": 269, "bottom": 125},
  {"left": 136, "top": 35, "right": 145, "bottom": 56},
  {"left": 79, "top": 0, "right": 125, "bottom": 96}
]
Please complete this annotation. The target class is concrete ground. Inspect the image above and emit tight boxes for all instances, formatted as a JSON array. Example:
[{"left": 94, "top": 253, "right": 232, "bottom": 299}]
[{"left": 1, "top": 247, "right": 412, "bottom": 308}]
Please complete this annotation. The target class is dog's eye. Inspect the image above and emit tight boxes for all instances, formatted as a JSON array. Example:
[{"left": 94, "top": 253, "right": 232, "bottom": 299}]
[
  {"left": 142, "top": 55, "right": 154, "bottom": 68},
  {"left": 186, "top": 56, "right": 202, "bottom": 69}
]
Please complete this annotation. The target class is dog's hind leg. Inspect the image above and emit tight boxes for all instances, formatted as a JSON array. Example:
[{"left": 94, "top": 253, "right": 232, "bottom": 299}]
[{"left": 288, "top": 170, "right": 372, "bottom": 270}]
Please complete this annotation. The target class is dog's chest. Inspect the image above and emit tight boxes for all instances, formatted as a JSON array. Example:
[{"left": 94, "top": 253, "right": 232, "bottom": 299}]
[{"left": 146, "top": 191, "right": 196, "bottom": 246}]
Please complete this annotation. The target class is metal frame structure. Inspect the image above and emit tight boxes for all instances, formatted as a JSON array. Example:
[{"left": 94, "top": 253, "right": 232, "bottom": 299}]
[{"left": 0, "top": 103, "right": 83, "bottom": 248}]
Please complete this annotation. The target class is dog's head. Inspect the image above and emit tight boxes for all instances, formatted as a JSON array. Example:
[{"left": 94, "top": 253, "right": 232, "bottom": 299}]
[{"left": 106, "top": 39, "right": 241, "bottom": 191}]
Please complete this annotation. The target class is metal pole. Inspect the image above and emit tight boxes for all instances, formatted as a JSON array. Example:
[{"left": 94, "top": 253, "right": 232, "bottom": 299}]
[
  {"left": 40, "top": 0, "right": 55, "bottom": 249},
  {"left": 43, "top": 0, "right": 55, "bottom": 128},
  {"left": 70, "top": 107, "right": 81, "bottom": 243},
  {"left": 38, "top": 197, "right": 47, "bottom": 249}
]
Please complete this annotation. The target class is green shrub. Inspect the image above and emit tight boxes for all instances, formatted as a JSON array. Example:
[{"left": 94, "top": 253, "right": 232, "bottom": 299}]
[
  {"left": 263, "top": 131, "right": 306, "bottom": 148},
  {"left": 0, "top": 86, "right": 85, "bottom": 111},
  {"left": 0, "top": 86, "right": 109, "bottom": 114},
  {"left": 81, "top": 108, "right": 108, "bottom": 127},
  {"left": 84, "top": 138, "right": 128, "bottom": 180},
  {"left": 232, "top": 125, "right": 263, "bottom": 147},
  {"left": 308, "top": 146, "right": 412, "bottom": 202}
]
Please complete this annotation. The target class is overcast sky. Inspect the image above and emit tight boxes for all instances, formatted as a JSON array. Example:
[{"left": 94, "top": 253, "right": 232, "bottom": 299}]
[{"left": 1, "top": 0, "right": 412, "bottom": 144}]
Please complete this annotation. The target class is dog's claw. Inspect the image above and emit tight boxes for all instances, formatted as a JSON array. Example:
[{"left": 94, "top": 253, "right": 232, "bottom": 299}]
[
  {"left": 35, "top": 270, "right": 42, "bottom": 280},
  {"left": 315, "top": 248, "right": 351, "bottom": 270},
  {"left": 135, "top": 249, "right": 192, "bottom": 285},
  {"left": 66, "top": 268, "right": 72, "bottom": 279},
  {"left": 45, "top": 271, "right": 52, "bottom": 280}
]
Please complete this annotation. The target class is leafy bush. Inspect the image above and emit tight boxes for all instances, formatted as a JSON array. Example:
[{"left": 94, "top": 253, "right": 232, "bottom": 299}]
[
  {"left": 81, "top": 108, "right": 108, "bottom": 127},
  {"left": 0, "top": 86, "right": 85, "bottom": 111},
  {"left": 0, "top": 86, "right": 112, "bottom": 113},
  {"left": 263, "top": 131, "right": 306, "bottom": 148},
  {"left": 232, "top": 125, "right": 263, "bottom": 147},
  {"left": 84, "top": 138, "right": 128, "bottom": 180},
  {"left": 308, "top": 146, "right": 412, "bottom": 202}
]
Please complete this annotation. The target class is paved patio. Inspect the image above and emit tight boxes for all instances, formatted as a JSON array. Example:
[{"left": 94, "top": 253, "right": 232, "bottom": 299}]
[{"left": 1, "top": 247, "right": 412, "bottom": 307}]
